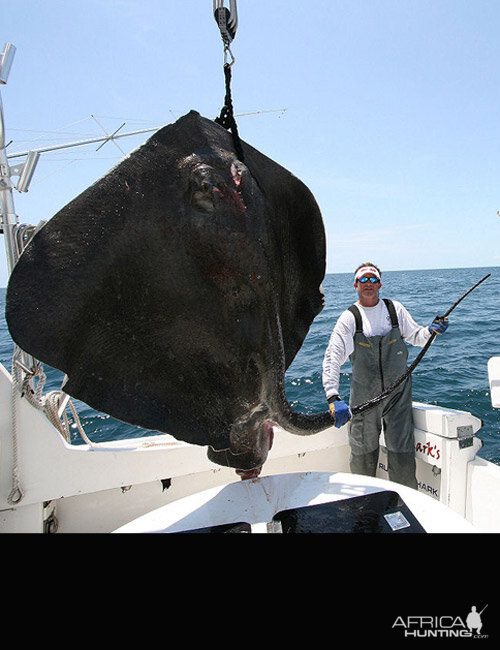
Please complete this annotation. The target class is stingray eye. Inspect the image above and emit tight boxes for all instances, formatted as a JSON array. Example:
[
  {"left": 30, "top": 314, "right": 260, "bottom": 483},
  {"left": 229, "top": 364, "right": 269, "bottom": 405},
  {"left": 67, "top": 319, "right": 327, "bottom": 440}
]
[
  {"left": 192, "top": 181, "right": 215, "bottom": 213},
  {"left": 190, "top": 164, "right": 218, "bottom": 213}
]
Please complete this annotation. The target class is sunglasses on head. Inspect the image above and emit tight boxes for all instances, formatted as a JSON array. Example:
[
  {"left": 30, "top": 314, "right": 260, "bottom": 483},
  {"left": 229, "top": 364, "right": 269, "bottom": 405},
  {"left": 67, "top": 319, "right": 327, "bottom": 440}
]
[{"left": 357, "top": 276, "right": 380, "bottom": 284}]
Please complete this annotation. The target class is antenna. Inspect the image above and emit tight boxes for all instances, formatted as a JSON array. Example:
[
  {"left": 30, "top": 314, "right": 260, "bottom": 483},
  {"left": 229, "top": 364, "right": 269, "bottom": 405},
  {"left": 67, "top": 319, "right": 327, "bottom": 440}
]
[{"left": 91, "top": 114, "right": 126, "bottom": 153}]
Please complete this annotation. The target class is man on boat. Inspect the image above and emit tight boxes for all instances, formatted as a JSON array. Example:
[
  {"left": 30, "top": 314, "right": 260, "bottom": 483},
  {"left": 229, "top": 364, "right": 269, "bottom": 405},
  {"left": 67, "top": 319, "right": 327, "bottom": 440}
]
[{"left": 322, "top": 262, "right": 448, "bottom": 488}]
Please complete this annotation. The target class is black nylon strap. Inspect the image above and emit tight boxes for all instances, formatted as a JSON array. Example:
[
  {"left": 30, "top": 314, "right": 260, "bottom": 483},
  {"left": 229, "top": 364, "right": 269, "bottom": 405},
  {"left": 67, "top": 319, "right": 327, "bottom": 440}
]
[
  {"left": 382, "top": 298, "right": 399, "bottom": 329},
  {"left": 348, "top": 304, "right": 363, "bottom": 333},
  {"left": 214, "top": 63, "right": 245, "bottom": 163}
]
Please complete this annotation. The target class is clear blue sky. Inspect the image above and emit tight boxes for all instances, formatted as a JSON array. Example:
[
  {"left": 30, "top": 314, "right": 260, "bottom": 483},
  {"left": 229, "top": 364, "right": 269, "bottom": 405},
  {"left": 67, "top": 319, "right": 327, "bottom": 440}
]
[{"left": 2, "top": 0, "right": 500, "bottom": 287}]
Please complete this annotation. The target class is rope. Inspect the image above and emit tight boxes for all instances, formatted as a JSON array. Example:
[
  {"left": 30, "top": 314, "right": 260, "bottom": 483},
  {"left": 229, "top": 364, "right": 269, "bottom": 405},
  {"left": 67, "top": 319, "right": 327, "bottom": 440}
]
[
  {"left": 215, "top": 63, "right": 245, "bottom": 163},
  {"left": 8, "top": 352, "right": 24, "bottom": 505},
  {"left": 6, "top": 349, "right": 104, "bottom": 504},
  {"left": 6, "top": 349, "right": 179, "bottom": 486},
  {"left": 41, "top": 389, "right": 97, "bottom": 446}
]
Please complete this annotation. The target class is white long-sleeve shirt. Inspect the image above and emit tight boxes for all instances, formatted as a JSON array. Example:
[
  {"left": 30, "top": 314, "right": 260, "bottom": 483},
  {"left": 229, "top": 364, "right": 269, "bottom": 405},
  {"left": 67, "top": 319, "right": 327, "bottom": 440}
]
[{"left": 322, "top": 299, "right": 431, "bottom": 399}]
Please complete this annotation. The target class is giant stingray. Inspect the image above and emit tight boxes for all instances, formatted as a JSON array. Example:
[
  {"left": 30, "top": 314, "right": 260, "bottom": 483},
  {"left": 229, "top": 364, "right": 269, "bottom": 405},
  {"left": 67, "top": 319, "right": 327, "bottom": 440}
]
[{"left": 6, "top": 111, "right": 333, "bottom": 475}]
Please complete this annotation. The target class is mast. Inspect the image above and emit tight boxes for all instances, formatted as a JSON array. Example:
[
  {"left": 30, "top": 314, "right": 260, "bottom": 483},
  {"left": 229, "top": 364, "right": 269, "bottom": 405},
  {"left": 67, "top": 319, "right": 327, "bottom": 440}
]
[{"left": 0, "top": 43, "right": 24, "bottom": 273}]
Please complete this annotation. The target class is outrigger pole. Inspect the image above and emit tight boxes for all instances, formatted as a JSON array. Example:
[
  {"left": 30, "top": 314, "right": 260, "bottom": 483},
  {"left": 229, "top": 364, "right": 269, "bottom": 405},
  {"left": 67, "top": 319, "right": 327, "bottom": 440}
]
[{"left": 6, "top": 124, "right": 159, "bottom": 160}]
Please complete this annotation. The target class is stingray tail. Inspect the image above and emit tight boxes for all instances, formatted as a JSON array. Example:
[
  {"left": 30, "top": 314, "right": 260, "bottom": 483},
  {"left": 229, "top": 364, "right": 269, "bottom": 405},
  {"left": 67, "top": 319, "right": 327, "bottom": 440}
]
[{"left": 279, "top": 405, "right": 333, "bottom": 436}]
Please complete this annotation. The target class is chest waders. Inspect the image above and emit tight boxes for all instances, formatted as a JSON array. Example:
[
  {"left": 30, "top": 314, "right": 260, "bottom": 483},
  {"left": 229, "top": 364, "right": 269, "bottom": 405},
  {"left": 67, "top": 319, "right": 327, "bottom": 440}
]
[{"left": 348, "top": 299, "right": 417, "bottom": 489}]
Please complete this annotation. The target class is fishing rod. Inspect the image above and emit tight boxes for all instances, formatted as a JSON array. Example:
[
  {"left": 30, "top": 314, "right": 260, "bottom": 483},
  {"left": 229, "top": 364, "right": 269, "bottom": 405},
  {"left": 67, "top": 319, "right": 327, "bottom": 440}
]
[{"left": 350, "top": 273, "right": 491, "bottom": 416}]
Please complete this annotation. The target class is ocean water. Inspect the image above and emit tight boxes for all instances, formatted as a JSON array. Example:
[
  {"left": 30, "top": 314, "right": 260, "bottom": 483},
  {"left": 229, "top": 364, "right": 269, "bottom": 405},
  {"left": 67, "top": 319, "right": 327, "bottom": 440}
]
[{"left": 1, "top": 266, "right": 499, "bottom": 464}]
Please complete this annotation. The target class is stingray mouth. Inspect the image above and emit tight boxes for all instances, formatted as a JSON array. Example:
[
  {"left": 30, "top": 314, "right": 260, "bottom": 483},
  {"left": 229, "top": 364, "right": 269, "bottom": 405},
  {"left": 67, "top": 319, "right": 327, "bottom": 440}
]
[{"left": 207, "top": 410, "right": 275, "bottom": 473}]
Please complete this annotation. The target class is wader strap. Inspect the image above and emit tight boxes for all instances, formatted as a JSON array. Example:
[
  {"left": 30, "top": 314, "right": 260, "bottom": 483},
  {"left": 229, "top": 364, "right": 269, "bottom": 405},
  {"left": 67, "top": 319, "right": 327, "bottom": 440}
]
[
  {"left": 348, "top": 304, "right": 363, "bottom": 333},
  {"left": 382, "top": 298, "right": 399, "bottom": 330}
]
